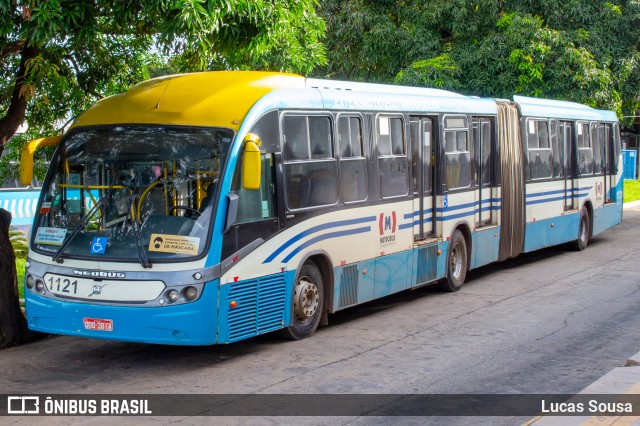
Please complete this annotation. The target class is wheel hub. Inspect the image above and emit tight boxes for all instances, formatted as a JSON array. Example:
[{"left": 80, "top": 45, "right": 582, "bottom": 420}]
[
  {"left": 451, "top": 243, "right": 462, "bottom": 279},
  {"left": 580, "top": 220, "right": 587, "bottom": 244},
  {"left": 294, "top": 278, "right": 319, "bottom": 322}
]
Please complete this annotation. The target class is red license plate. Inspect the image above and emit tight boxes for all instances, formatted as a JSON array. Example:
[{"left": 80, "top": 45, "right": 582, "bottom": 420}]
[{"left": 83, "top": 317, "right": 113, "bottom": 332}]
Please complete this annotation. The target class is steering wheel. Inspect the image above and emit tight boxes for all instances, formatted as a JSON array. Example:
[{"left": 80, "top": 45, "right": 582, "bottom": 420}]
[{"left": 169, "top": 205, "right": 201, "bottom": 219}]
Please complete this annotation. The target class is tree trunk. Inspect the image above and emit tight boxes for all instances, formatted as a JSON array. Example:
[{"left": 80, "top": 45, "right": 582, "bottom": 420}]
[
  {"left": 0, "top": 208, "right": 21, "bottom": 348},
  {"left": 0, "top": 44, "right": 38, "bottom": 156},
  {"left": 0, "top": 208, "right": 46, "bottom": 348}
]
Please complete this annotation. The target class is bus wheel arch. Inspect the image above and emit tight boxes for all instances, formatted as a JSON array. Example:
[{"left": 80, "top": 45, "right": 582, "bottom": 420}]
[
  {"left": 572, "top": 201, "right": 593, "bottom": 251},
  {"left": 438, "top": 225, "right": 471, "bottom": 292},
  {"left": 583, "top": 201, "right": 594, "bottom": 239},
  {"left": 278, "top": 252, "right": 333, "bottom": 340},
  {"left": 307, "top": 253, "right": 334, "bottom": 324}
]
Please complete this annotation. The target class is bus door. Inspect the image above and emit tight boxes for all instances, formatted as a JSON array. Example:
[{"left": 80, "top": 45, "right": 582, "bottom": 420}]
[
  {"left": 560, "top": 121, "right": 575, "bottom": 210},
  {"left": 410, "top": 117, "right": 435, "bottom": 240},
  {"left": 603, "top": 123, "right": 613, "bottom": 203},
  {"left": 473, "top": 118, "right": 493, "bottom": 227}
]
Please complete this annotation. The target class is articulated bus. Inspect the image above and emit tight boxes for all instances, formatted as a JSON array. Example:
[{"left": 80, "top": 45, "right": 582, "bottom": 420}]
[{"left": 21, "top": 72, "right": 623, "bottom": 345}]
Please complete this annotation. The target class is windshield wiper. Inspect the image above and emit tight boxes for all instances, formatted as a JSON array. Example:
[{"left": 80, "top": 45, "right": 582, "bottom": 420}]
[
  {"left": 52, "top": 173, "right": 117, "bottom": 263},
  {"left": 124, "top": 177, "right": 151, "bottom": 269}
]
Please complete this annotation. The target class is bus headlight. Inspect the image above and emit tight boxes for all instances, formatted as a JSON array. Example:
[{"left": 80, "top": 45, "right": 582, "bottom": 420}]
[
  {"left": 183, "top": 286, "right": 198, "bottom": 301},
  {"left": 26, "top": 275, "right": 35, "bottom": 289},
  {"left": 35, "top": 280, "right": 46, "bottom": 294},
  {"left": 166, "top": 289, "right": 180, "bottom": 303}
]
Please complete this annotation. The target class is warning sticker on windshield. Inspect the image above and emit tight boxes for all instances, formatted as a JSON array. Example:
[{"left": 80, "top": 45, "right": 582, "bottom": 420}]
[
  {"left": 148, "top": 234, "right": 200, "bottom": 255},
  {"left": 34, "top": 227, "right": 67, "bottom": 245}
]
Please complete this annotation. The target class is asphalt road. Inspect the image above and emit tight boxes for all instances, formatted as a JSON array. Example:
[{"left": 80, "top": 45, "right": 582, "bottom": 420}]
[{"left": 3, "top": 207, "right": 640, "bottom": 425}]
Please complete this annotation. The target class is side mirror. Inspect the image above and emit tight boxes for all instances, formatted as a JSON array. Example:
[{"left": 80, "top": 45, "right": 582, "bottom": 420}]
[
  {"left": 20, "top": 136, "right": 61, "bottom": 185},
  {"left": 242, "top": 133, "right": 262, "bottom": 190}
]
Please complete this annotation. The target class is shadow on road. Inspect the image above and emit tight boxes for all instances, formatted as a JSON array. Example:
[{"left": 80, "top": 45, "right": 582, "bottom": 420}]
[{"left": 0, "top": 233, "right": 615, "bottom": 393}]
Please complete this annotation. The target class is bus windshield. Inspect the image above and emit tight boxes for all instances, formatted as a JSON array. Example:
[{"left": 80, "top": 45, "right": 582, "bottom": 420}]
[{"left": 32, "top": 126, "right": 233, "bottom": 263}]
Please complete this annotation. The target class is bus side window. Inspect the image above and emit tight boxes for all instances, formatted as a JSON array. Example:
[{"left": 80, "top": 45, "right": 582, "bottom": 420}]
[
  {"left": 591, "top": 122, "right": 604, "bottom": 175},
  {"left": 444, "top": 116, "right": 471, "bottom": 190},
  {"left": 283, "top": 114, "right": 338, "bottom": 210},
  {"left": 526, "top": 119, "right": 552, "bottom": 180},
  {"left": 221, "top": 112, "right": 280, "bottom": 260},
  {"left": 612, "top": 122, "right": 621, "bottom": 173},
  {"left": 235, "top": 154, "right": 277, "bottom": 223},
  {"left": 337, "top": 115, "right": 367, "bottom": 203},
  {"left": 577, "top": 122, "right": 593, "bottom": 175},
  {"left": 378, "top": 115, "right": 409, "bottom": 198}
]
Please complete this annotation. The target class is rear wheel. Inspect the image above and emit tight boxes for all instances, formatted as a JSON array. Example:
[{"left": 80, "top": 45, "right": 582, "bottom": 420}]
[
  {"left": 278, "top": 260, "right": 324, "bottom": 340},
  {"left": 438, "top": 230, "right": 468, "bottom": 292},
  {"left": 570, "top": 207, "right": 590, "bottom": 251}
]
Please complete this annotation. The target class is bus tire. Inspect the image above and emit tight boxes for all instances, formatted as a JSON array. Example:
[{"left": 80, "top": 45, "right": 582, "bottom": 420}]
[
  {"left": 278, "top": 260, "right": 324, "bottom": 341},
  {"left": 438, "top": 230, "right": 467, "bottom": 292},
  {"left": 571, "top": 207, "right": 590, "bottom": 251}
]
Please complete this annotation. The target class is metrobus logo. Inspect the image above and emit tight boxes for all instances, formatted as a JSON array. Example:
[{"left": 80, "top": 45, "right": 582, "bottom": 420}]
[
  {"left": 378, "top": 212, "right": 397, "bottom": 235},
  {"left": 379, "top": 211, "right": 397, "bottom": 246}
]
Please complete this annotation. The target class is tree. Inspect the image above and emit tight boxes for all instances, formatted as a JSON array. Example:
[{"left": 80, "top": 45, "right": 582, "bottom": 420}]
[
  {"left": 0, "top": 0, "right": 326, "bottom": 157},
  {"left": 0, "top": 209, "right": 20, "bottom": 348},
  {"left": 317, "top": 0, "right": 640, "bottom": 119},
  {"left": 0, "top": 0, "right": 326, "bottom": 348},
  {"left": 314, "top": 0, "right": 441, "bottom": 82}
]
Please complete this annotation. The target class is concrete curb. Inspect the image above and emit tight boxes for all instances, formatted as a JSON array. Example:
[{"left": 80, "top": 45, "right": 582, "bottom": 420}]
[
  {"left": 624, "top": 200, "right": 640, "bottom": 210},
  {"left": 627, "top": 350, "right": 640, "bottom": 367}
]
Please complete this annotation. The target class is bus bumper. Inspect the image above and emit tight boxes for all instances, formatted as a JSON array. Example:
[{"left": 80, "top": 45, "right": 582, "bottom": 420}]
[{"left": 25, "top": 281, "right": 219, "bottom": 346}]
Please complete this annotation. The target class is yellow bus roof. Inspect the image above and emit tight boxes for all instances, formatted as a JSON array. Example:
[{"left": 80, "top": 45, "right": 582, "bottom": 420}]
[{"left": 71, "top": 71, "right": 305, "bottom": 131}]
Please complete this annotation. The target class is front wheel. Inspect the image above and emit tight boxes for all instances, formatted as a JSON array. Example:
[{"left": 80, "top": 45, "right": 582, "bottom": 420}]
[
  {"left": 570, "top": 207, "right": 590, "bottom": 251},
  {"left": 277, "top": 260, "right": 324, "bottom": 341},
  {"left": 438, "top": 230, "right": 468, "bottom": 292}
]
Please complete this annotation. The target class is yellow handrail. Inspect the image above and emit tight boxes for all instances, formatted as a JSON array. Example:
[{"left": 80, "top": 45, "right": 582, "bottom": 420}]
[
  {"left": 136, "top": 180, "right": 164, "bottom": 221},
  {"left": 58, "top": 184, "right": 125, "bottom": 189}
]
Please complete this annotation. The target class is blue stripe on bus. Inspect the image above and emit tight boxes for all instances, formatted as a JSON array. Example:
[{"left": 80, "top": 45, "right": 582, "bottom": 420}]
[
  {"left": 281, "top": 226, "right": 372, "bottom": 263},
  {"left": 404, "top": 208, "right": 434, "bottom": 220},
  {"left": 435, "top": 198, "right": 501, "bottom": 213},
  {"left": 263, "top": 216, "right": 377, "bottom": 263},
  {"left": 400, "top": 200, "right": 502, "bottom": 227},
  {"left": 438, "top": 205, "right": 501, "bottom": 222},
  {"left": 525, "top": 186, "right": 592, "bottom": 199},
  {"left": 526, "top": 192, "right": 590, "bottom": 206},
  {"left": 436, "top": 200, "right": 476, "bottom": 213}
]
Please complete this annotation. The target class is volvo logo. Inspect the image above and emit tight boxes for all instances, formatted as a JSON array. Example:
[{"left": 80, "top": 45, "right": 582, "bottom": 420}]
[{"left": 73, "top": 270, "right": 126, "bottom": 279}]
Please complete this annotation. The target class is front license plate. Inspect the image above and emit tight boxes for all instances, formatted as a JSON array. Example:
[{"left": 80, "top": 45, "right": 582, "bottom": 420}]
[{"left": 83, "top": 317, "right": 113, "bottom": 332}]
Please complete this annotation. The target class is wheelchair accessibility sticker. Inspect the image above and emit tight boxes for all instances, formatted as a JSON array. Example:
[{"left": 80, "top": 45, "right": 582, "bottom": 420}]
[{"left": 90, "top": 237, "right": 108, "bottom": 255}]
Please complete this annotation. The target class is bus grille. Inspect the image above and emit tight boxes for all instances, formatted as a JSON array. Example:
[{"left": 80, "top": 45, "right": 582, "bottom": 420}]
[
  {"left": 339, "top": 264, "right": 358, "bottom": 308},
  {"left": 227, "top": 274, "right": 286, "bottom": 342}
]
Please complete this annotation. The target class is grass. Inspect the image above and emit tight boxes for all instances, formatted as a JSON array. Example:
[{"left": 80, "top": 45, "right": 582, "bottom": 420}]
[
  {"left": 16, "top": 257, "right": 25, "bottom": 301},
  {"left": 624, "top": 179, "right": 640, "bottom": 203}
]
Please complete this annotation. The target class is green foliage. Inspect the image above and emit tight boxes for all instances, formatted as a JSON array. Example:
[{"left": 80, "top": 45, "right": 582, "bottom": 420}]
[
  {"left": 0, "top": 0, "right": 326, "bottom": 184},
  {"left": 9, "top": 226, "right": 27, "bottom": 259},
  {"left": 395, "top": 54, "right": 462, "bottom": 90},
  {"left": 624, "top": 179, "right": 640, "bottom": 203},
  {"left": 318, "top": 0, "right": 640, "bottom": 121},
  {"left": 16, "top": 257, "right": 25, "bottom": 302},
  {"left": 314, "top": 0, "right": 441, "bottom": 82}
]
